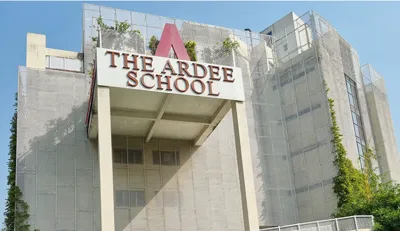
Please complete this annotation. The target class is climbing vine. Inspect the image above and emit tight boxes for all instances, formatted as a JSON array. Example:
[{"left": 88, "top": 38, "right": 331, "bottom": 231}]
[
  {"left": 328, "top": 96, "right": 369, "bottom": 207},
  {"left": 325, "top": 81, "right": 400, "bottom": 231}
]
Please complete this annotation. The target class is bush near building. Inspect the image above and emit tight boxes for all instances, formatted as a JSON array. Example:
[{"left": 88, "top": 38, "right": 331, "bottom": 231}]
[
  {"left": 3, "top": 94, "right": 38, "bottom": 231},
  {"left": 327, "top": 87, "right": 400, "bottom": 231}
]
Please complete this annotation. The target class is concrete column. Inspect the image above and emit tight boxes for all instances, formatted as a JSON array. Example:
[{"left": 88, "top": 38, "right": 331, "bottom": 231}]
[
  {"left": 231, "top": 101, "right": 260, "bottom": 231},
  {"left": 97, "top": 86, "right": 115, "bottom": 231},
  {"left": 26, "top": 33, "right": 46, "bottom": 69}
]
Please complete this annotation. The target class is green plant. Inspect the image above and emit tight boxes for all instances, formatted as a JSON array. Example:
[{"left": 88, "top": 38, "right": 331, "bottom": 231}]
[
  {"left": 219, "top": 37, "right": 240, "bottom": 56},
  {"left": 89, "top": 17, "right": 143, "bottom": 77},
  {"left": 329, "top": 96, "right": 368, "bottom": 207},
  {"left": 325, "top": 81, "right": 400, "bottom": 231},
  {"left": 184, "top": 41, "right": 197, "bottom": 61},
  {"left": 147, "top": 35, "right": 197, "bottom": 61},
  {"left": 3, "top": 94, "right": 36, "bottom": 231},
  {"left": 149, "top": 35, "right": 159, "bottom": 55}
]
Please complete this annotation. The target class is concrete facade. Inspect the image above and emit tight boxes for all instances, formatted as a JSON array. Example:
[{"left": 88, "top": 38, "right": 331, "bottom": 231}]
[{"left": 15, "top": 4, "right": 400, "bottom": 231}]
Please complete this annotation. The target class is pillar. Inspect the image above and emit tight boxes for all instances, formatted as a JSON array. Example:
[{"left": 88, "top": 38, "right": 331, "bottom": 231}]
[
  {"left": 97, "top": 86, "right": 115, "bottom": 231},
  {"left": 231, "top": 101, "right": 260, "bottom": 231}
]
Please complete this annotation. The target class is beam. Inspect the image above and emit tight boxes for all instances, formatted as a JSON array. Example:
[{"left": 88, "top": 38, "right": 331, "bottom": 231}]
[
  {"left": 111, "top": 109, "right": 157, "bottom": 121},
  {"left": 87, "top": 107, "right": 214, "bottom": 140},
  {"left": 162, "top": 114, "right": 211, "bottom": 125},
  {"left": 110, "top": 109, "right": 212, "bottom": 125},
  {"left": 145, "top": 95, "right": 171, "bottom": 143},
  {"left": 193, "top": 100, "right": 231, "bottom": 146}
]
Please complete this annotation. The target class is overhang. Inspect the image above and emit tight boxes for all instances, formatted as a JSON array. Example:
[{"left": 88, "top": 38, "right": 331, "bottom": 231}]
[
  {"left": 87, "top": 86, "right": 231, "bottom": 145},
  {"left": 86, "top": 47, "right": 243, "bottom": 146}
]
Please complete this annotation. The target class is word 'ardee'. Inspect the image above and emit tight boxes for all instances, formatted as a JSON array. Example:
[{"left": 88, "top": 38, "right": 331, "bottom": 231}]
[{"left": 105, "top": 50, "right": 237, "bottom": 97}]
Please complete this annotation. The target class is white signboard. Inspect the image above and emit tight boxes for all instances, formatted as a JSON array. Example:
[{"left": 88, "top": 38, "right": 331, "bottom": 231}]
[{"left": 96, "top": 48, "right": 245, "bottom": 101}]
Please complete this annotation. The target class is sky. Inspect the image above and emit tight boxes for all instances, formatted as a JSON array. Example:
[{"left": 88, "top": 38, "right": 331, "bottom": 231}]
[{"left": 0, "top": 1, "right": 400, "bottom": 226}]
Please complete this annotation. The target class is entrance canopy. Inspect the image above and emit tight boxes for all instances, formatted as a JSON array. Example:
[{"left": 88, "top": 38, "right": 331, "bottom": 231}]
[{"left": 86, "top": 47, "right": 244, "bottom": 146}]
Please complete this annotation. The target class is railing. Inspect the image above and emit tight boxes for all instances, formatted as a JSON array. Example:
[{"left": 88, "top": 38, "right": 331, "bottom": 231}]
[{"left": 261, "top": 215, "right": 374, "bottom": 231}]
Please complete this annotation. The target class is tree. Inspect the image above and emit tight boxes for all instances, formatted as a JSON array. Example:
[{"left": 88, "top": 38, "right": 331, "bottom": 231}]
[
  {"left": 326, "top": 86, "right": 400, "bottom": 231},
  {"left": 3, "top": 93, "right": 36, "bottom": 231}
]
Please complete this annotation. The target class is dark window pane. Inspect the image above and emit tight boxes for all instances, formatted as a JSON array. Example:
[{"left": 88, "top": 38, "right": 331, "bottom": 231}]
[
  {"left": 128, "top": 149, "right": 143, "bottom": 164},
  {"left": 115, "top": 191, "right": 124, "bottom": 207},
  {"left": 348, "top": 95, "right": 355, "bottom": 106},
  {"left": 113, "top": 148, "right": 127, "bottom": 164},
  {"left": 352, "top": 112, "right": 362, "bottom": 126},
  {"left": 135, "top": 151, "right": 143, "bottom": 164},
  {"left": 161, "top": 151, "right": 175, "bottom": 165},
  {"left": 176, "top": 152, "right": 180, "bottom": 166},
  {"left": 346, "top": 81, "right": 352, "bottom": 92},
  {"left": 115, "top": 190, "right": 129, "bottom": 207},
  {"left": 354, "top": 124, "right": 360, "bottom": 137},
  {"left": 136, "top": 191, "right": 145, "bottom": 206},
  {"left": 351, "top": 85, "right": 357, "bottom": 96},
  {"left": 129, "top": 191, "right": 136, "bottom": 207},
  {"left": 355, "top": 125, "right": 365, "bottom": 140},
  {"left": 357, "top": 142, "right": 364, "bottom": 156},
  {"left": 153, "top": 151, "right": 160, "bottom": 165},
  {"left": 359, "top": 155, "right": 365, "bottom": 169}
]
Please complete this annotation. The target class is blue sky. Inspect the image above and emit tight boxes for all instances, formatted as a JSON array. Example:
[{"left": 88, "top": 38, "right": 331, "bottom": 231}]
[{"left": 0, "top": 1, "right": 399, "bottom": 225}]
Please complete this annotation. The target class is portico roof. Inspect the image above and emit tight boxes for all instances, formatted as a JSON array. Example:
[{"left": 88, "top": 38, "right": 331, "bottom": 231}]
[{"left": 87, "top": 79, "right": 231, "bottom": 146}]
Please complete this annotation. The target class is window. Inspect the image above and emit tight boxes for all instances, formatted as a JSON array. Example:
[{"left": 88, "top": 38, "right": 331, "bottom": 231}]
[
  {"left": 128, "top": 149, "right": 143, "bottom": 164},
  {"left": 115, "top": 190, "right": 145, "bottom": 207},
  {"left": 113, "top": 148, "right": 143, "bottom": 164},
  {"left": 267, "top": 31, "right": 272, "bottom": 36},
  {"left": 153, "top": 151, "right": 180, "bottom": 166},
  {"left": 46, "top": 55, "right": 83, "bottom": 72},
  {"left": 345, "top": 75, "right": 367, "bottom": 169},
  {"left": 113, "top": 148, "right": 127, "bottom": 164}
]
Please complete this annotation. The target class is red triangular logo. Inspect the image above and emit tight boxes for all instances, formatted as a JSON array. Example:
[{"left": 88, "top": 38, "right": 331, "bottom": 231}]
[{"left": 155, "top": 23, "right": 190, "bottom": 61}]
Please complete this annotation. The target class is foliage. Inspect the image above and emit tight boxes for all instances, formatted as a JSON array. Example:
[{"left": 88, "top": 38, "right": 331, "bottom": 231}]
[
  {"left": 149, "top": 35, "right": 159, "bottom": 55},
  {"left": 220, "top": 37, "right": 240, "bottom": 56},
  {"left": 89, "top": 17, "right": 143, "bottom": 77},
  {"left": 3, "top": 94, "right": 37, "bottom": 231},
  {"left": 325, "top": 83, "right": 400, "bottom": 231},
  {"left": 147, "top": 35, "right": 197, "bottom": 61},
  {"left": 184, "top": 41, "right": 197, "bottom": 61},
  {"left": 328, "top": 96, "right": 369, "bottom": 207},
  {"left": 204, "top": 37, "right": 240, "bottom": 62},
  {"left": 96, "top": 17, "right": 141, "bottom": 35},
  {"left": 92, "top": 16, "right": 142, "bottom": 41}
]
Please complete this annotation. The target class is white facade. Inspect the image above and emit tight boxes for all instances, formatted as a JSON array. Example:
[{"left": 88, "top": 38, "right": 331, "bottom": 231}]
[{"left": 15, "top": 4, "right": 399, "bottom": 231}]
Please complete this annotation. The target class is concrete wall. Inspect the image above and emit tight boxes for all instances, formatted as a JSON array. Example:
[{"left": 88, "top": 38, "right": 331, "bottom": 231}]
[
  {"left": 17, "top": 66, "right": 99, "bottom": 231},
  {"left": 16, "top": 65, "right": 245, "bottom": 231},
  {"left": 363, "top": 65, "right": 400, "bottom": 182},
  {"left": 111, "top": 116, "right": 244, "bottom": 231}
]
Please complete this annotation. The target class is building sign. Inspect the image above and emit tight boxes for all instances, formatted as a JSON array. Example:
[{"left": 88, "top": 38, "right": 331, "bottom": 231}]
[{"left": 96, "top": 47, "right": 245, "bottom": 101}]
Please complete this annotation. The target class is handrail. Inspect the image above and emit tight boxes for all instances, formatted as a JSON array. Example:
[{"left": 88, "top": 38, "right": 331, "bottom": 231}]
[{"left": 260, "top": 215, "right": 374, "bottom": 231}]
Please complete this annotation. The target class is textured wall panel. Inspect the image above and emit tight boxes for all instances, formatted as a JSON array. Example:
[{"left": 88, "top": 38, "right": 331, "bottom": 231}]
[{"left": 17, "top": 66, "right": 99, "bottom": 231}]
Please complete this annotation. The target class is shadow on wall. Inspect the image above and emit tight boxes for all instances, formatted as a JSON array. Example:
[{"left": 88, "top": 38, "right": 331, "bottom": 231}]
[
  {"left": 17, "top": 102, "right": 99, "bottom": 231},
  {"left": 115, "top": 112, "right": 243, "bottom": 231}
]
